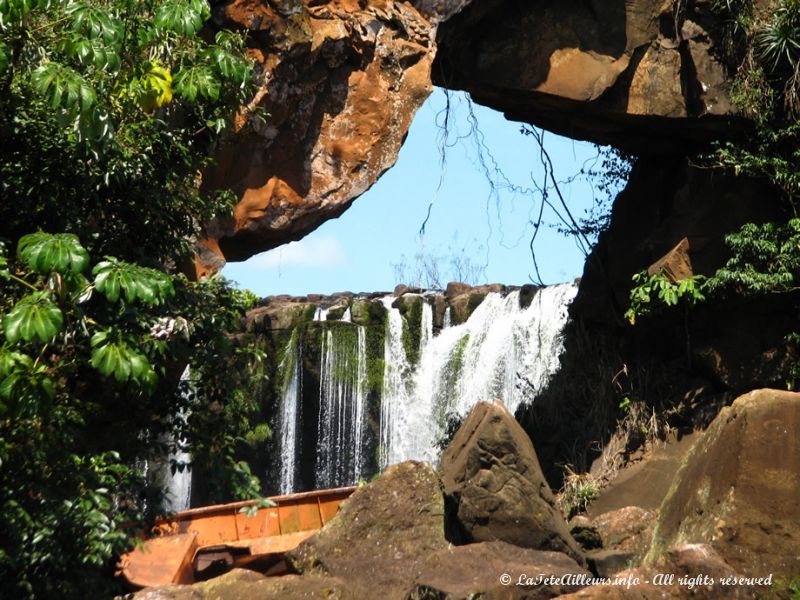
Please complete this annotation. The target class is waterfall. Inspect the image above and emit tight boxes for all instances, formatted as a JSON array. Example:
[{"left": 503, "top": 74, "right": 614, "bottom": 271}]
[
  {"left": 379, "top": 283, "right": 576, "bottom": 465},
  {"left": 277, "top": 331, "right": 302, "bottom": 494},
  {"left": 420, "top": 300, "right": 433, "bottom": 350},
  {"left": 379, "top": 297, "right": 412, "bottom": 469},
  {"left": 316, "top": 325, "right": 367, "bottom": 487},
  {"left": 443, "top": 306, "right": 452, "bottom": 329}
]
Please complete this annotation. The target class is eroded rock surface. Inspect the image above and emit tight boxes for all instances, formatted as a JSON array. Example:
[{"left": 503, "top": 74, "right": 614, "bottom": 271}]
[
  {"left": 647, "top": 389, "right": 800, "bottom": 579},
  {"left": 198, "top": 0, "right": 434, "bottom": 274},
  {"left": 287, "top": 460, "right": 448, "bottom": 599},
  {"left": 439, "top": 401, "right": 584, "bottom": 563}
]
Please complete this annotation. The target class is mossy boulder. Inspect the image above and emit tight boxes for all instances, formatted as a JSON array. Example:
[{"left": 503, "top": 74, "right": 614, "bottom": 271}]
[{"left": 287, "top": 461, "right": 448, "bottom": 599}]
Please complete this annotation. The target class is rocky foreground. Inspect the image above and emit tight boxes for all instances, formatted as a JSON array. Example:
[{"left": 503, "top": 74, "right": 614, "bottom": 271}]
[{"left": 130, "top": 389, "right": 800, "bottom": 599}]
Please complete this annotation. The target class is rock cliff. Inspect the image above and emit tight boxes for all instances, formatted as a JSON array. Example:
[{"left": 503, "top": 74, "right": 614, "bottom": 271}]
[{"left": 200, "top": 0, "right": 753, "bottom": 272}]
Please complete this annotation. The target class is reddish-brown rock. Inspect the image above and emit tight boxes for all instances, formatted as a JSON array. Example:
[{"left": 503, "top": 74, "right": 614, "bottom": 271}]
[{"left": 197, "top": 0, "right": 434, "bottom": 274}]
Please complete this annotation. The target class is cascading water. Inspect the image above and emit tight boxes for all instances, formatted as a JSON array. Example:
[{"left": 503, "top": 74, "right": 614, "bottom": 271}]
[
  {"left": 264, "top": 283, "right": 576, "bottom": 492},
  {"left": 379, "top": 283, "right": 576, "bottom": 465},
  {"left": 316, "top": 325, "right": 368, "bottom": 487},
  {"left": 379, "top": 297, "right": 412, "bottom": 469},
  {"left": 278, "top": 331, "right": 302, "bottom": 494}
]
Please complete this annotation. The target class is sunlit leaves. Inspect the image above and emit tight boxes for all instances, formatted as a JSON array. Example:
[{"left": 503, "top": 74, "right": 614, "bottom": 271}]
[
  {"left": 624, "top": 272, "right": 707, "bottom": 325},
  {"left": 31, "top": 62, "right": 96, "bottom": 112},
  {"left": 17, "top": 232, "right": 90, "bottom": 275},
  {"left": 174, "top": 64, "right": 219, "bottom": 101},
  {"left": 3, "top": 292, "right": 64, "bottom": 344},
  {"left": 90, "top": 330, "right": 155, "bottom": 387},
  {"left": 129, "top": 62, "right": 173, "bottom": 112},
  {"left": 154, "top": 0, "right": 208, "bottom": 37},
  {"left": 65, "top": 2, "right": 122, "bottom": 45},
  {"left": 92, "top": 258, "right": 174, "bottom": 305}
]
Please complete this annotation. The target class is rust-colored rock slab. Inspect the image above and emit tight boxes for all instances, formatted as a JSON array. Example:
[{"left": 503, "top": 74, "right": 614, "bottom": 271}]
[
  {"left": 199, "top": 0, "right": 434, "bottom": 274},
  {"left": 431, "top": 0, "right": 748, "bottom": 153}
]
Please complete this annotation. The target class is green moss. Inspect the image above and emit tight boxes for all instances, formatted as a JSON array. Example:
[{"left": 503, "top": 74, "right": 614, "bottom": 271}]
[
  {"left": 364, "top": 302, "right": 387, "bottom": 396},
  {"left": 401, "top": 297, "right": 424, "bottom": 366},
  {"left": 326, "top": 305, "right": 347, "bottom": 321}
]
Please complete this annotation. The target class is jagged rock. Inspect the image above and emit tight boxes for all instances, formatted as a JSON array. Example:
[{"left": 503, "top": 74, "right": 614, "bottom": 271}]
[
  {"left": 132, "top": 569, "right": 352, "bottom": 599},
  {"left": 558, "top": 544, "right": 769, "bottom": 599},
  {"left": 407, "top": 541, "right": 590, "bottom": 599},
  {"left": 647, "top": 389, "right": 800, "bottom": 579},
  {"left": 197, "top": 0, "right": 435, "bottom": 274},
  {"left": 432, "top": 0, "right": 749, "bottom": 154},
  {"left": 439, "top": 402, "right": 584, "bottom": 563},
  {"left": 287, "top": 461, "right": 448, "bottom": 599},
  {"left": 647, "top": 238, "right": 694, "bottom": 282}
]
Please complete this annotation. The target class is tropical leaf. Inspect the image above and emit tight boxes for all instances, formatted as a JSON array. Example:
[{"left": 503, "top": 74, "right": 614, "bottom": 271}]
[
  {"left": 92, "top": 258, "right": 174, "bottom": 305},
  {"left": 154, "top": 0, "right": 208, "bottom": 37},
  {"left": 132, "top": 62, "right": 173, "bottom": 112},
  {"left": 0, "top": 353, "right": 55, "bottom": 418},
  {"left": 17, "top": 232, "right": 90, "bottom": 275},
  {"left": 3, "top": 292, "right": 64, "bottom": 344},
  {"left": 174, "top": 64, "right": 219, "bottom": 102},
  {"left": 90, "top": 331, "right": 156, "bottom": 386},
  {"left": 62, "top": 34, "right": 121, "bottom": 71},
  {"left": 65, "top": 2, "right": 122, "bottom": 44},
  {"left": 31, "top": 62, "right": 96, "bottom": 113}
]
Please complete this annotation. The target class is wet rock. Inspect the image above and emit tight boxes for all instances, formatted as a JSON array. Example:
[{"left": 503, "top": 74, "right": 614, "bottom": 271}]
[
  {"left": 287, "top": 461, "right": 448, "bottom": 599},
  {"left": 132, "top": 569, "right": 351, "bottom": 599},
  {"left": 585, "top": 549, "right": 635, "bottom": 578},
  {"left": 439, "top": 402, "right": 584, "bottom": 564},
  {"left": 408, "top": 541, "right": 590, "bottom": 599},
  {"left": 647, "top": 389, "right": 800, "bottom": 579}
]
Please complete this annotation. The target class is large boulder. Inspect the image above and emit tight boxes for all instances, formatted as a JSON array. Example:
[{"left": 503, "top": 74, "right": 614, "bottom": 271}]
[
  {"left": 197, "top": 0, "right": 434, "bottom": 274},
  {"left": 408, "top": 541, "right": 590, "bottom": 599},
  {"left": 287, "top": 461, "right": 448, "bottom": 599},
  {"left": 439, "top": 401, "right": 584, "bottom": 563},
  {"left": 647, "top": 389, "right": 800, "bottom": 578}
]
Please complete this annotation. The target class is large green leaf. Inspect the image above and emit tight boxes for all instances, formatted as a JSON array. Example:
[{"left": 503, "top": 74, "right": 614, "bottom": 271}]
[
  {"left": 90, "top": 331, "right": 156, "bottom": 387},
  {"left": 31, "top": 62, "right": 96, "bottom": 113},
  {"left": 154, "top": 0, "right": 208, "bottom": 37},
  {"left": 3, "top": 292, "right": 64, "bottom": 344},
  {"left": 130, "top": 62, "right": 173, "bottom": 112},
  {"left": 65, "top": 2, "right": 122, "bottom": 44},
  {"left": 174, "top": 64, "right": 220, "bottom": 102},
  {"left": 17, "top": 232, "right": 90, "bottom": 274},
  {"left": 92, "top": 258, "right": 174, "bottom": 305}
]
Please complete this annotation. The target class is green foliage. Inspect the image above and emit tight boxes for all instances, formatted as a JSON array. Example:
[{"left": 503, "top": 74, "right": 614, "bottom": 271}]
[
  {"left": 624, "top": 271, "right": 707, "bottom": 324},
  {"left": 0, "top": 0, "right": 257, "bottom": 263},
  {"left": 705, "top": 219, "right": 800, "bottom": 295},
  {"left": 17, "top": 232, "right": 89, "bottom": 275},
  {"left": 0, "top": 2, "right": 266, "bottom": 596},
  {"left": 557, "top": 468, "right": 599, "bottom": 518}
]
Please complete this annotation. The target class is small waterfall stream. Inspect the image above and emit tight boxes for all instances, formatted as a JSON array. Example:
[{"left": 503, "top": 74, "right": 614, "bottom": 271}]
[{"left": 278, "top": 331, "right": 302, "bottom": 494}]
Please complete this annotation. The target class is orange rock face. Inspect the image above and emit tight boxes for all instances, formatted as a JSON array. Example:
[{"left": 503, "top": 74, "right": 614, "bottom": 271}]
[{"left": 198, "top": 0, "right": 434, "bottom": 275}]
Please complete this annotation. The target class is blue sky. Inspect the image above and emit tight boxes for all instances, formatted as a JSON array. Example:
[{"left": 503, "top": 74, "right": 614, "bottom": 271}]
[{"left": 223, "top": 89, "right": 609, "bottom": 297}]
